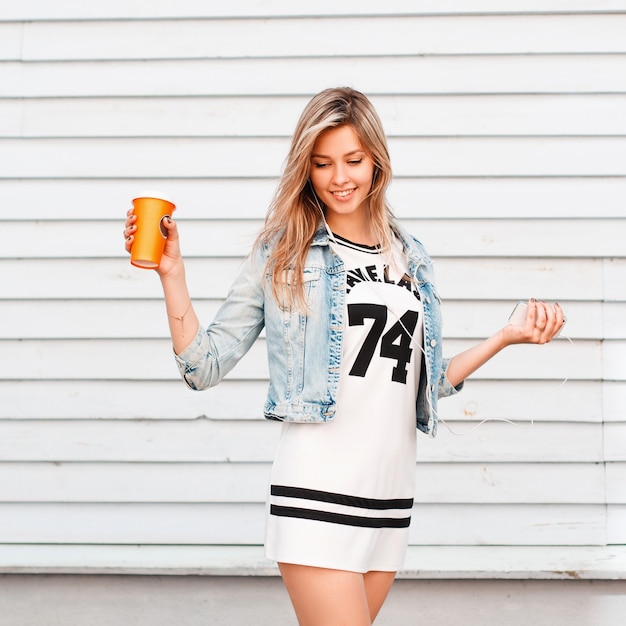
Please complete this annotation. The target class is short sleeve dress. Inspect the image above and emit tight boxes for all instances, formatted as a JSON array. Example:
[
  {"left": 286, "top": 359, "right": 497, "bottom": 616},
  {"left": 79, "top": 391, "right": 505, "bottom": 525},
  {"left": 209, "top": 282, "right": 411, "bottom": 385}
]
[{"left": 265, "top": 233, "right": 424, "bottom": 573}]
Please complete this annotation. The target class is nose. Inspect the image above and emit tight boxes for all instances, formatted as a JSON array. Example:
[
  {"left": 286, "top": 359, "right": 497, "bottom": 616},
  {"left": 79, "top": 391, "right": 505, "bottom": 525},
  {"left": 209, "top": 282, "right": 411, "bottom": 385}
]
[{"left": 331, "top": 163, "right": 350, "bottom": 186}]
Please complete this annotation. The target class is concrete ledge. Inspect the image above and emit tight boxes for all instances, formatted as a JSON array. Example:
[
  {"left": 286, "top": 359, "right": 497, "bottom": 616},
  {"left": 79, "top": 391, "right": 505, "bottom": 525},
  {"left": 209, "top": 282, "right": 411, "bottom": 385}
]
[{"left": 1, "top": 545, "right": 625, "bottom": 580}]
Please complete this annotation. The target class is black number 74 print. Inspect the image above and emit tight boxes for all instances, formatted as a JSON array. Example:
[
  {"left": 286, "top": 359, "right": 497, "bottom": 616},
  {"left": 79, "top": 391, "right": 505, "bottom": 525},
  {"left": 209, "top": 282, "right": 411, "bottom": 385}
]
[{"left": 347, "top": 303, "right": 419, "bottom": 384}]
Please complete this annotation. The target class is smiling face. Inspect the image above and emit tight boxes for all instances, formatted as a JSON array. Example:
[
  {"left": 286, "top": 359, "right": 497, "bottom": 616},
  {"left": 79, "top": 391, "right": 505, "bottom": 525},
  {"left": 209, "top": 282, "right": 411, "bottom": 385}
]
[{"left": 309, "top": 124, "right": 376, "bottom": 241}]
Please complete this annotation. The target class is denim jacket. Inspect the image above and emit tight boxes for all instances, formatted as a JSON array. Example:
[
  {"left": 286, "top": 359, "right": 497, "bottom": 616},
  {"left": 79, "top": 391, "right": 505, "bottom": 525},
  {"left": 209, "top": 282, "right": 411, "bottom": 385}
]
[{"left": 174, "top": 221, "right": 462, "bottom": 436}]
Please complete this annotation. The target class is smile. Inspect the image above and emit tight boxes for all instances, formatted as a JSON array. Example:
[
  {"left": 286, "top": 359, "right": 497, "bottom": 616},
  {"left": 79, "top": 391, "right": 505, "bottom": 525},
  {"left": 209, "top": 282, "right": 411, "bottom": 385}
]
[{"left": 331, "top": 188, "right": 356, "bottom": 198}]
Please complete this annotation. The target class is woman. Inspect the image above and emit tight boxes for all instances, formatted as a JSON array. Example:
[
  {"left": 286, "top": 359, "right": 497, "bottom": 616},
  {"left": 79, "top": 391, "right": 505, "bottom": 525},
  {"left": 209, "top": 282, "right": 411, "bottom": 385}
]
[{"left": 124, "top": 87, "right": 564, "bottom": 625}]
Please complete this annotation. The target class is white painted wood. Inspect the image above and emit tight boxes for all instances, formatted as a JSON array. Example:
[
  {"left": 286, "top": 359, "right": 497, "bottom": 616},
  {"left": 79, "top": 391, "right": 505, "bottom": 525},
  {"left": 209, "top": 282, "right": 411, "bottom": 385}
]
[
  {"left": 0, "top": 503, "right": 606, "bottom": 545},
  {"left": 432, "top": 258, "right": 605, "bottom": 302},
  {"left": 0, "top": 379, "right": 269, "bottom": 420},
  {"left": 0, "top": 338, "right": 269, "bottom": 381},
  {"left": 2, "top": 544, "right": 625, "bottom": 579},
  {"left": 605, "top": 260, "right": 626, "bottom": 301},
  {"left": 0, "top": 100, "right": 22, "bottom": 136},
  {"left": 604, "top": 303, "right": 626, "bottom": 340},
  {"left": 388, "top": 178, "right": 626, "bottom": 219},
  {"left": 436, "top": 379, "right": 602, "bottom": 423},
  {"left": 4, "top": 137, "right": 626, "bottom": 178},
  {"left": 17, "top": 15, "right": 626, "bottom": 61},
  {"left": 0, "top": 337, "right": 601, "bottom": 381},
  {"left": 6, "top": 95, "right": 626, "bottom": 138},
  {"left": 0, "top": 379, "right": 601, "bottom": 423},
  {"left": 605, "top": 424, "right": 626, "bottom": 460},
  {"left": 606, "top": 464, "right": 626, "bottom": 503},
  {"left": 5, "top": 0, "right": 626, "bottom": 21},
  {"left": 0, "top": 23, "right": 22, "bottom": 59},
  {"left": 2, "top": 178, "right": 626, "bottom": 221},
  {"left": 605, "top": 341, "right": 626, "bottom": 380},
  {"left": 0, "top": 420, "right": 603, "bottom": 463},
  {"left": 400, "top": 545, "right": 626, "bottom": 580},
  {"left": 603, "top": 382, "right": 626, "bottom": 423},
  {"left": 5, "top": 56, "right": 626, "bottom": 98},
  {"left": 2, "top": 218, "right": 624, "bottom": 260},
  {"left": 607, "top": 505, "right": 626, "bottom": 543},
  {"left": 0, "top": 461, "right": 605, "bottom": 504}
]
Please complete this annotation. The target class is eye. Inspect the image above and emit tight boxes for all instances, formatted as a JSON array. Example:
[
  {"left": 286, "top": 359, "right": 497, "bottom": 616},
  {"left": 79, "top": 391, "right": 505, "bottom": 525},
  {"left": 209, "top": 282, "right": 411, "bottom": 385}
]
[
  {"left": 348, "top": 159, "right": 362, "bottom": 165},
  {"left": 313, "top": 162, "right": 329, "bottom": 169}
]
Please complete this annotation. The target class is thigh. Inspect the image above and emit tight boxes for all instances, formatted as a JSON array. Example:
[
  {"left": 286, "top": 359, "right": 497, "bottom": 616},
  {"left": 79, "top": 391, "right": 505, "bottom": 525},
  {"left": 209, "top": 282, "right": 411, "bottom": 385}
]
[
  {"left": 278, "top": 562, "right": 372, "bottom": 626},
  {"left": 363, "top": 570, "right": 397, "bottom": 622}
]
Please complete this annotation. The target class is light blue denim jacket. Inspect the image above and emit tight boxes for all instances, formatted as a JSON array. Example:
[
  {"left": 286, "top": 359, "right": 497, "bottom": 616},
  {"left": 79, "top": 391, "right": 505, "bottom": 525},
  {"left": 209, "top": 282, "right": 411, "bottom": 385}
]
[{"left": 174, "top": 221, "right": 462, "bottom": 436}]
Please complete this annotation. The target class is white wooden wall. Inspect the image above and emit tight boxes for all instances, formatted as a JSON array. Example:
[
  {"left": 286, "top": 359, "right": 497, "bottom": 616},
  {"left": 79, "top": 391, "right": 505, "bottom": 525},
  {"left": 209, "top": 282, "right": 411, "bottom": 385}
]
[{"left": 0, "top": 1, "right": 625, "bottom": 570}]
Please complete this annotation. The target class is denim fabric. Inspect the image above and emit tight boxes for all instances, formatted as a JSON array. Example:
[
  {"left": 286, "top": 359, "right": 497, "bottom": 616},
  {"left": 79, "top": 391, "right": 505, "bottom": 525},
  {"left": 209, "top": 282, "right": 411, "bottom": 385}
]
[{"left": 174, "top": 221, "right": 462, "bottom": 436}]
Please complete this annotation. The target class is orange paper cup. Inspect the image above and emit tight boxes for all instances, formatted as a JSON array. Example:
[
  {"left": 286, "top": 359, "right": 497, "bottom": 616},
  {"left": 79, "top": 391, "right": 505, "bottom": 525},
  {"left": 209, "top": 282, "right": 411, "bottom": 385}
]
[{"left": 130, "top": 192, "right": 176, "bottom": 269}]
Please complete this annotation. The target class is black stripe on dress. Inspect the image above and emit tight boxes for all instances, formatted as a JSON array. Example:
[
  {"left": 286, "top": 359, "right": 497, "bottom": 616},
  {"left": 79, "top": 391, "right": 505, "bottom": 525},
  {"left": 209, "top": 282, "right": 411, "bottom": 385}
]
[
  {"left": 270, "top": 504, "right": 411, "bottom": 528},
  {"left": 271, "top": 484, "right": 414, "bottom": 510}
]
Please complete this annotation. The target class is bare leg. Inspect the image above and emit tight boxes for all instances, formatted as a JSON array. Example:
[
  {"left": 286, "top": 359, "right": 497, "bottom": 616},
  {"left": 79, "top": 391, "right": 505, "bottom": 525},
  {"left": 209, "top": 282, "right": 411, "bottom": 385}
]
[
  {"left": 278, "top": 563, "right": 396, "bottom": 625},
  {"left": 363, "top": 570, "right": 396, "bottom": 622}
]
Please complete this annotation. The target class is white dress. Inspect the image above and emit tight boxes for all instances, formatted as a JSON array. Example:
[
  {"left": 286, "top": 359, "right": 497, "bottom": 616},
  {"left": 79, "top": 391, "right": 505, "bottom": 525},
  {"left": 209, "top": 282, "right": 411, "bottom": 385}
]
[{"left": 265, "top": 234, "right": 424, "bottom": 573}]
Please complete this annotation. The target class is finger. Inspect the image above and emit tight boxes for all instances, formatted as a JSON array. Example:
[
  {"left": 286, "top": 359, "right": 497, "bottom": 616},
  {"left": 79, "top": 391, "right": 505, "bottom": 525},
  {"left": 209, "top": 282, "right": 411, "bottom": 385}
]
[
  {"left": 161, "top": 215, "right": 178, "bottom": 238},
  {"left": 554, "top": 302, "right": 565, "bottom": 326},
  {"left": 534, "top": 300, "right": 549, "bottom": 331},
  {"left": 123, "top": 223, "right": 137, "bottom": 239}
]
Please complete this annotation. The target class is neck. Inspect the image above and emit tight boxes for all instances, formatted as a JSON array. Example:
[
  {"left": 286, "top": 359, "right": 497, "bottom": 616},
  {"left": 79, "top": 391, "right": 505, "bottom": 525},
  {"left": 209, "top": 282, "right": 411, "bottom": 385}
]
[{"left": 324, "top": 214, "right": 377, "bottom": 246}]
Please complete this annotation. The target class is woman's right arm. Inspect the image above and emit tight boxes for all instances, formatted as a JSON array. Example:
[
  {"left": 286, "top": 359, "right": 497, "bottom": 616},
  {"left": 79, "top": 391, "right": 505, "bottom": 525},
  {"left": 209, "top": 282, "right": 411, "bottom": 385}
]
[{"left": 124, "top": 208, "right": 199, "bottom": 355}]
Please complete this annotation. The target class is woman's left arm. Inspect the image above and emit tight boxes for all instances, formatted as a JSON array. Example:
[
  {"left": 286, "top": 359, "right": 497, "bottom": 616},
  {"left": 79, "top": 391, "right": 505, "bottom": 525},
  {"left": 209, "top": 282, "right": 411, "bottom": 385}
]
[{"left": 445, "top": 299, "right": 566, "bottom": 388}]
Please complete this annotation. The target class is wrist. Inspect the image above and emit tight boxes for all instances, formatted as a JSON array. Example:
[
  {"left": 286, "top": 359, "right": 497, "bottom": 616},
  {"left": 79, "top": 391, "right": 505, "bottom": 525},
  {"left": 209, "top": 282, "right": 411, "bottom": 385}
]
[{"left": 158, "top": 257, "right": 186, "bottom": 283}]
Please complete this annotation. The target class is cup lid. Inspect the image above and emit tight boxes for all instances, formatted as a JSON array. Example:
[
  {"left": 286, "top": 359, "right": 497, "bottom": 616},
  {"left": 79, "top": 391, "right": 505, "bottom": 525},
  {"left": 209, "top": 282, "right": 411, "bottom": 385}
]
[{"left": 133, "top": 190, "right": 175, "bottom": 206}]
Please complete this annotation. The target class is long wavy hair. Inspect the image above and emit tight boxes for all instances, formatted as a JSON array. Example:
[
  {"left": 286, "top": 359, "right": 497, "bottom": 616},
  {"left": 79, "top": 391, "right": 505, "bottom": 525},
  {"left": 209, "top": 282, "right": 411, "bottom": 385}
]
[{"left": 257, "top": 87, "right": 396, "bottom": 309}]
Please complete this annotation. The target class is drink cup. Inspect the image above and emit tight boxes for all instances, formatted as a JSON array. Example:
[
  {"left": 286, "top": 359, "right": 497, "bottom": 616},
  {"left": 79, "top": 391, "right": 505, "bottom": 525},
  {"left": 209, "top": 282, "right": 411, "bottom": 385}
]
[{"left": 130, "top": 192, "right": 176, "bottom": 269}]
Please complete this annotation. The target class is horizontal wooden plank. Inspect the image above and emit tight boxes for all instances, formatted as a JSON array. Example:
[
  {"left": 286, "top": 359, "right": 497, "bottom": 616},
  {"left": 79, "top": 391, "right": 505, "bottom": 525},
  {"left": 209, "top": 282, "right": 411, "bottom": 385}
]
[
  {"left": 0, "top": 419, "right": 604, "bottom": 463},
  {"left": 2, "top": 178, "right": 626, "bottom": 221},
  {"left": 0, "top": 379, "right": 269, "bottom": 420},
  {"left": 0, "top": 23, "right": 22, "bottom": 59},
  {"left": 604, "top": 303, "right": 626, "bottom": 339},
  {"left": 4, "top": 137, "right": 626, "bottom": 179},
  {"left": 15, "top": 15, "right": 626, "bottom": 61},
  {"left": 0, "top": 419, "right": 282, "bottom": 463},
  {"left": 0, "top": 299, "right": 608, "bottom": 340},
  {"left": 2, "top": 218, "right": 624, "bottom": 260},
  {"left": 605, "top": 341, "right": 626, "bottom": 380},
  {"left": 439, "top": 379, "right": 603, "bottom": 423},
  {"left": 606, "top": 260, "right": 626, "bottom": 302},
  {"left": 0, "top": 338, "right": 269, "bottom": 381},
  {"left": 608, "top": 505, "right": 626, "bottom": 543},
  {"left": 0, "top": 337, "right": 602, "bottom": 381},
  {"left": 4, "top": 0, "right": 626, "bottom": 21},
  {"left": 0, "top": 503, "right": 606, "bottom": 545},
  {"left": 5, "top": 94, "right": 626, "bottom": 138},
  {"left": 606, "top": 464, "right": 626, "bottom": 503},
  {"left": 0, "top": 379, "right": 602, "bottom": 423},
  {"left": 605, "top": 424, "right": 626, "bottom": 460},
  {"left": 2, "top": 544, "right": 624, "bottom": 579},
  {"left": 602, "top": 382, "right": 626, "bottom": 424},
  {"left": 0, "top": 258, "right": 606, "bottom": 301},
  {"left": 0, "top": 462, "right": 606, "bottom": 504},
  {"left": 4, "top": 56, "right": 626, "bottom": 99}
]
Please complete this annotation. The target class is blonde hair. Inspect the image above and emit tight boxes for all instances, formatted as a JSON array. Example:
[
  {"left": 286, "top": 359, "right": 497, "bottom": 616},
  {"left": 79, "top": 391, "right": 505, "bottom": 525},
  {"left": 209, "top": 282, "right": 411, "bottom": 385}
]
[{"left": 257, "top": 87, "right": 396, "bottom": 309}]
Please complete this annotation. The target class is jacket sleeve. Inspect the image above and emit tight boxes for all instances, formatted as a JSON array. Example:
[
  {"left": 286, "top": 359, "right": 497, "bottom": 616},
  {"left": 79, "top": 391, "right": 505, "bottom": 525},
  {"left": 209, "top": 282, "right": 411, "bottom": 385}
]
[
  {"left": 438, "top": 357, "right": 464, "bottom": 399},
  {"left": 173, "top": 245, "right": 266, "bottom": 390}
]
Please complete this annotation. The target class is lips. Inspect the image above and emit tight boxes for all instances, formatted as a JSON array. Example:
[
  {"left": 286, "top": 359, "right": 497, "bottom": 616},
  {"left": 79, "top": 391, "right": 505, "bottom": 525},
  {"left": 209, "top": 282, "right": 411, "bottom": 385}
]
[{"left": 331, "top": 188, "right": 356, "bottom": 199}]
